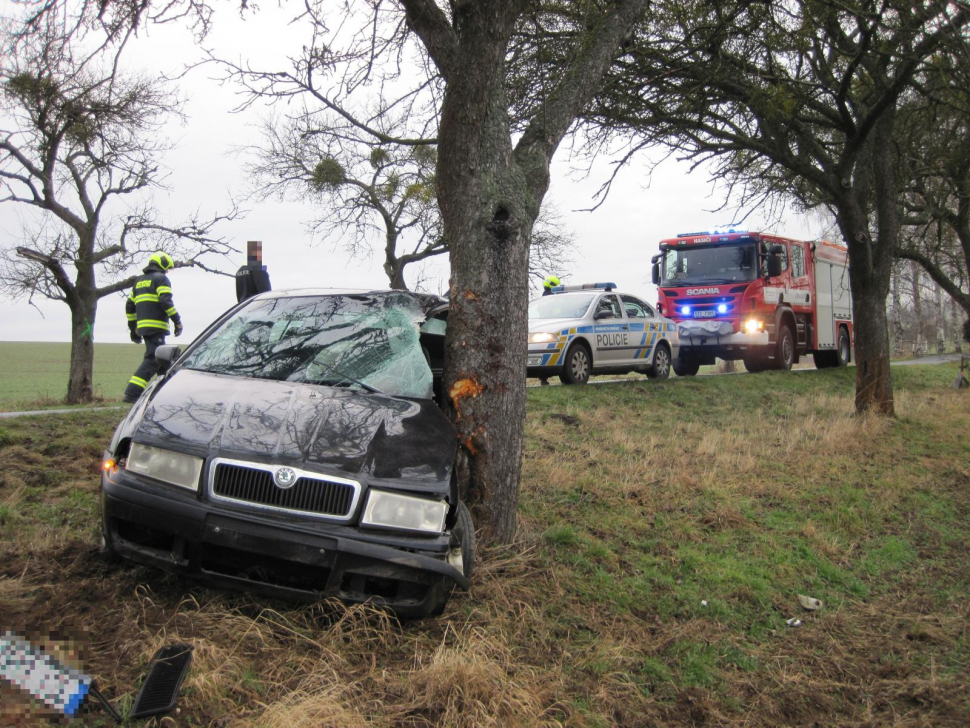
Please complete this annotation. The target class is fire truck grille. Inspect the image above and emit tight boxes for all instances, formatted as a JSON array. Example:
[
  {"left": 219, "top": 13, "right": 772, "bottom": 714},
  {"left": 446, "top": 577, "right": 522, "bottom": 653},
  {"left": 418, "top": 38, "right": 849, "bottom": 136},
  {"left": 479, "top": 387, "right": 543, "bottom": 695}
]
[
  {"left": 212, "top": 463, "right": 355, "bottom": 517},
  {"left": 670, "top": 296, "right": 733, "bottom": 305}
]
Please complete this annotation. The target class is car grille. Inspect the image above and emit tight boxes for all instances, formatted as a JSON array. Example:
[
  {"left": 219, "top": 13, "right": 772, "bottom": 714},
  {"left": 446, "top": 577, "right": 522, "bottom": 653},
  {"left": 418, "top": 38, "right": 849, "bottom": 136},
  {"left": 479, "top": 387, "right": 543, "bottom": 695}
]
[{"left": 211, "top": 462, "right": 356, "bottom": 518}]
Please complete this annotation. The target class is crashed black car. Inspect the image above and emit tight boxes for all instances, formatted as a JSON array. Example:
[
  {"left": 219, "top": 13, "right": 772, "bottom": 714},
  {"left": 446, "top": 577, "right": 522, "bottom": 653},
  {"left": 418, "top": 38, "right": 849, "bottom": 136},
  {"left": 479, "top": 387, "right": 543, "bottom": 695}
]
[{"left": 100, "top": 289, "right": 473, "bottom": 617}]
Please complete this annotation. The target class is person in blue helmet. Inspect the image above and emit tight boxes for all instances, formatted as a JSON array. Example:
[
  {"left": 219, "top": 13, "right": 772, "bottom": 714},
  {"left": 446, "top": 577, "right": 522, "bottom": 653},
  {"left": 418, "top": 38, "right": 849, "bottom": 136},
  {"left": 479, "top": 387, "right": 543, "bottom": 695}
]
[{"left": 123, "top": 252, "right": 183, "bottom": 403}]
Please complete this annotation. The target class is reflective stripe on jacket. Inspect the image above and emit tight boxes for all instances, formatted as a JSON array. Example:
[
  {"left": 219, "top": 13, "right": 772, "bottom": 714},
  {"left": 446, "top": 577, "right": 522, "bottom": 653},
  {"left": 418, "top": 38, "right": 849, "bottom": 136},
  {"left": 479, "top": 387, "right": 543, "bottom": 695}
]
[{"left": 126, "top": 268, "right": 180, "bottom": 335}]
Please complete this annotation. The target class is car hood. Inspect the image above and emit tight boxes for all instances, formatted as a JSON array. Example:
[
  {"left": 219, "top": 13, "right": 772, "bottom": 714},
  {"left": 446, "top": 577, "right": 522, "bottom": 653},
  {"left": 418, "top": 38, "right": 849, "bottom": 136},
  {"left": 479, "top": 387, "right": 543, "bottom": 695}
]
[
  {"left": 132, "top": 368, "right": 456, "bottom": 489},
  {"left": 528, "top": 318, "right": 577, "bottom": 333}
]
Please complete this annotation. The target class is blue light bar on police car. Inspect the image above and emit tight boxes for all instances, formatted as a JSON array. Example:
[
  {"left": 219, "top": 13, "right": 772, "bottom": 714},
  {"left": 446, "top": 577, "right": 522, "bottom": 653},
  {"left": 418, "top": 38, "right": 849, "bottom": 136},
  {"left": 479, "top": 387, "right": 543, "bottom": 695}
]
[{"left": 553, "top": 282, "right": 617, "bottom": 293}]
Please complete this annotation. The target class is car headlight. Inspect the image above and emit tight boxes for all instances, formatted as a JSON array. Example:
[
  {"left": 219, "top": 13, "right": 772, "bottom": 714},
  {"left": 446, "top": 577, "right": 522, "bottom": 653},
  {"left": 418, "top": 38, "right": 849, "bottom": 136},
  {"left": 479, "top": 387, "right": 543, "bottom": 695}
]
[
  {"left": 361, "top": 490, "right": 448, "bottom": 534},
  {"left": 744, "top": 319, "right": 764, "bottom": 334},
  {"left": 529, "top": 332, "right": 557, "bottom": 344},
  {"left": 125, "top": 443, "right": 203, "bottom": 491}
]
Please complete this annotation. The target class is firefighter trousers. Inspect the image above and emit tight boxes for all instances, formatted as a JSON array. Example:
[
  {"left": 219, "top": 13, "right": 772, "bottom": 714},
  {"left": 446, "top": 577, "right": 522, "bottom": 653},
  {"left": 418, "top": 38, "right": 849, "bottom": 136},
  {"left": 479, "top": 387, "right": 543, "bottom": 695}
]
[{"left": 124, "top": 333, "right": 167, "bottom": 402}]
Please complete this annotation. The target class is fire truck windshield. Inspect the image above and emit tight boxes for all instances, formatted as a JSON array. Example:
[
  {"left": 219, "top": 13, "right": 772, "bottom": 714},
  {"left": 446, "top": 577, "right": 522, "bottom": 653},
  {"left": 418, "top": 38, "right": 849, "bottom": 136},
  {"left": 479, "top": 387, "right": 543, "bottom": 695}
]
[{"left": 660, "top": 243, "right": 760, "bottom": 286}]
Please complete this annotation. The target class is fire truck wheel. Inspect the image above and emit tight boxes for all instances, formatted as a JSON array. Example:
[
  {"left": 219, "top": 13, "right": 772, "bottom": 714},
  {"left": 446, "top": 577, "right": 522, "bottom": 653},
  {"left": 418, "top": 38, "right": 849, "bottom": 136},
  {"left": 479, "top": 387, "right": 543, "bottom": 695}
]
[
  {"left": 646, "top": 343, "right": 671, "bottom": 379},
  {"left": 835, "top": 328, "right": 850, "bottom": 366},
  {"left": 673, "top": 353, "right": 700, "bottom": 377},
  {"left": 812, "top": 351, "right": 832, "bottom": 369},
  {"left": 776, "top": 326, "right": 795, "bottom": 371},
  {"left": 744, "top": 356, "right": 766, "bottom": 373},
  {"left": 559, "top": 343, "right": 591, "bottom": 385}
]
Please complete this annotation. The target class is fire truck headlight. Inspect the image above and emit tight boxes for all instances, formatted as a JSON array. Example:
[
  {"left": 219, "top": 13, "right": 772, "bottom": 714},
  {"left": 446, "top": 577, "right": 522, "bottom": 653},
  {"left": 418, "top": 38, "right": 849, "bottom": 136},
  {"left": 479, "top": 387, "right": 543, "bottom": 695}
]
[
  {"left": 744, "top": 319, "right": 764, "bottom": 334},
  {"left": 680, "top": 306, "right": 691, "bottom": 315},
  {"left": 717, "top": 304, "right": 728, "bottom": 314}
]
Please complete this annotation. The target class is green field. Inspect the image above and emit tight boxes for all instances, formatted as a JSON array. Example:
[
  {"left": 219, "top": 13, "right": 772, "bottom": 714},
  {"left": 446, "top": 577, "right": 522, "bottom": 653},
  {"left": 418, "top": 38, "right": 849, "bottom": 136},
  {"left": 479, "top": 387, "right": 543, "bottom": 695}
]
[
  {"left": 0, "top": 341, "right": 144, "bottom": 409},
  {"left": 1, "top": 362, "right": 968, "bottom": 725}
]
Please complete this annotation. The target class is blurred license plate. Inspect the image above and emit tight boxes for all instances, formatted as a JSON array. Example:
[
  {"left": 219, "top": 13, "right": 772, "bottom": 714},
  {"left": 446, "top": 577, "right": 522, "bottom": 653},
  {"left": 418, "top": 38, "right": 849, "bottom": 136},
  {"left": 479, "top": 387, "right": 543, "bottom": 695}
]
[
  {"left": 528, "top": 355, "right": 543, "bottom": 366},
  {"left": 693, "top": 310, "right": 716, "bottom": 318}
]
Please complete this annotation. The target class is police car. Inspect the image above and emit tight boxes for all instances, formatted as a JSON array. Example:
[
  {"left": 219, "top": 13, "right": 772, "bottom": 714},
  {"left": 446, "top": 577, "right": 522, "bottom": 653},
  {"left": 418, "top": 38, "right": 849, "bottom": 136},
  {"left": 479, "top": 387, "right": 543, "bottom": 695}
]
[{"left": 527, "top": 283, "right": 680, "bottom": 384}]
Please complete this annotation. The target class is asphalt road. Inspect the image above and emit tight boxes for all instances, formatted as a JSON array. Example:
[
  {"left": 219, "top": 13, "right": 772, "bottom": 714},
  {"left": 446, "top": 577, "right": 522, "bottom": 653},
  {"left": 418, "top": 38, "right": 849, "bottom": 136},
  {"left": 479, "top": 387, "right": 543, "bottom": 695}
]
[{"left": 528, "top": 351, "right": 965, "bottom": 387}]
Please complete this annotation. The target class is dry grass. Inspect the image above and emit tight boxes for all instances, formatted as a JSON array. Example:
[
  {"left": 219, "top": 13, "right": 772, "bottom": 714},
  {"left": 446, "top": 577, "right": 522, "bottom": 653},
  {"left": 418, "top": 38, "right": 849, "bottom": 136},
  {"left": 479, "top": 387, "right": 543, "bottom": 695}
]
[{"left": 2, "top": 366, "right": 969, "bottom": 726}]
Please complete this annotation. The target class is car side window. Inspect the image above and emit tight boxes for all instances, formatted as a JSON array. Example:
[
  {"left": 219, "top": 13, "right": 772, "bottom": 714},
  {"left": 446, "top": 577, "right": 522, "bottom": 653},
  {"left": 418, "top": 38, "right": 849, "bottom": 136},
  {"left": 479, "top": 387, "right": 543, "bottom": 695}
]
[
  {"left": 595, "top": 295, "right": 622, "bottom": 320},
  {"left": 621, "top": 295, "right": 654, "bottom": 319}
]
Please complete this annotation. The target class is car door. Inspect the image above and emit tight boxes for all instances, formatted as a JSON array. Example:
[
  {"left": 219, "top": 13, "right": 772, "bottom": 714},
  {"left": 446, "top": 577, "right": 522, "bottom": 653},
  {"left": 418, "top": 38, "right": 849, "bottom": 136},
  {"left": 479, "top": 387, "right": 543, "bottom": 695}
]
[
  {"left": 591, "top": 294, "right": 628, "bottom": 368},
  {"left": 620, "top": 295, "right": 655, "bottom": 367}
]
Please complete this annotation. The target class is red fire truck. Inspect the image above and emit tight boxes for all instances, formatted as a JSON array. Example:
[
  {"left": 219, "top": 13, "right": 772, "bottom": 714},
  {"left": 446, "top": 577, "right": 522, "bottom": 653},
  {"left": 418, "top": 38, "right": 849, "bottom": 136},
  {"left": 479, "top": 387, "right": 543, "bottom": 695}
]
[{"left": 651, "top": 230, "right": 853, "bottom": 375}]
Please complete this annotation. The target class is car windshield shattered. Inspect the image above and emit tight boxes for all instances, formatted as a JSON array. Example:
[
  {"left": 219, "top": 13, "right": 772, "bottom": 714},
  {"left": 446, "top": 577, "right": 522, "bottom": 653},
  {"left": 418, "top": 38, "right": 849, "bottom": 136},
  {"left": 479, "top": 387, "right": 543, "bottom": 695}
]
[
  {"left": 181, "top": 292, "right": 434, "bottom": 399},
  {"left": 529, "top": 293, "right": 596, "bottom": 319}
]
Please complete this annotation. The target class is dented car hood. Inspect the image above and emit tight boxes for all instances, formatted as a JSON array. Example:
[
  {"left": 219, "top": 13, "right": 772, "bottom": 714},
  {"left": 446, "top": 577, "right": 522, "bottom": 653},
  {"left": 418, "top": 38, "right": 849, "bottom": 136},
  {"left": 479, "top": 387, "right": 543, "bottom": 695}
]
[{"left": 132, "top": 368, "right": 456, "bottom": 490}]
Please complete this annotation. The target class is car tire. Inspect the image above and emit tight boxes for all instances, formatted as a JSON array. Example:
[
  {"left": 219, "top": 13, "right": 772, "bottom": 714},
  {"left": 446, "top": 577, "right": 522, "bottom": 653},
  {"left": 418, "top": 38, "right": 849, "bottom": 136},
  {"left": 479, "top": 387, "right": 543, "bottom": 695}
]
[
  {"left": 454, "top": 501, "right": 476, "bottom": 581},
  {"left": 673, "top": 353, "right": 700, "bottom": 377},
  {"left": 835, "top": 327, "right": 850, "bottom": 367},
  {"left": 428, "top": 501, "right": 476, "bottom": 616},
  {"left": 559, "top": 343, "right": 591, "bottom": 385},
  {"left": 775, "top": 325, "right": 794, "bottom": 371},
  {"left": 646, "top": 343, "right": 671, "bottom": 379}
]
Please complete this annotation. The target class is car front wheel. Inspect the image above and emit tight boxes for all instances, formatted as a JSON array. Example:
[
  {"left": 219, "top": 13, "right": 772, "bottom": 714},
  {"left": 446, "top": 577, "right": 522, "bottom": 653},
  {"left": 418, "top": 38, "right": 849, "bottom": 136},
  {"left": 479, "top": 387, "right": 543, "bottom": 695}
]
[{"left": 559, "top": 343, "right": 591, "bottom": 385}]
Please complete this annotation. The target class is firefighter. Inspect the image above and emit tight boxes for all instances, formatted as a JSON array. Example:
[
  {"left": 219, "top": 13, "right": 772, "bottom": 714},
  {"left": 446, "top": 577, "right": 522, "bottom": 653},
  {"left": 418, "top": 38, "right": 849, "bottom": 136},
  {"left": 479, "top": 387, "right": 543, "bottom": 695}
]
[{"left": 123, "top": 252, "right": 183, "bottom": 403}]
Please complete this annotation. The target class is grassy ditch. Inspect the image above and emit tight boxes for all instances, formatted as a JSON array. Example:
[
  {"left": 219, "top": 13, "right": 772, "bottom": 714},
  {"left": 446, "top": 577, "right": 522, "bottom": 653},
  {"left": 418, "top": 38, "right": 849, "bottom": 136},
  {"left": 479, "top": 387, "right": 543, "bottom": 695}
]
[{"left": 0, "top": 365, "right": 968, "bottom": 726}]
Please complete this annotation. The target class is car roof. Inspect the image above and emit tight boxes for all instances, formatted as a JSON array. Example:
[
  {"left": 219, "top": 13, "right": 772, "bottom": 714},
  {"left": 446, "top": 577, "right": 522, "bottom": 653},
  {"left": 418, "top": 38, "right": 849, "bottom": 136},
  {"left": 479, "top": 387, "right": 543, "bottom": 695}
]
[{"left": 251, "top": 287, "right": 447, "bottom": 307}]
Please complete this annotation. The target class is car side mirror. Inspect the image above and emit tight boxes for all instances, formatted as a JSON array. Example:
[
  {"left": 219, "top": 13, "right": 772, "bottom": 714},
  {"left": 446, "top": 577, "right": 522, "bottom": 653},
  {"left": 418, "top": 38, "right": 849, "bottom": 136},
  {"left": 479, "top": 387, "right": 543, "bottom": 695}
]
[
  {"left": 651, "top": 262, "right": 660, "bottom": 286},
  {"left": 155, "top": 344, "right": 182, "bottom": 373},
  {"left": 767, "top": 245, "right": 784, "bottom": 278},
  {"left": 593, "top": 310, "right": 612, "bottom": 320}
]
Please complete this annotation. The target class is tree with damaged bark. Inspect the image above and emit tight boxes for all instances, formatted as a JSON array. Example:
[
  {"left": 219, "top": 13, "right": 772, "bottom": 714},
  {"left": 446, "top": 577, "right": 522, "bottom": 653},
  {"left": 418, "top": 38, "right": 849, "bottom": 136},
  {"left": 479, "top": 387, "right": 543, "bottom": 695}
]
[
  {"left": 396, "top": 0, "right": 648, "bottom": 541},
  {"left": 220, "top": 0, "right": 648, "bottom": 541},
  {"left": 0, "top": 26, "right": 235, "bottom": 404},
  {"left": 578, "top": 0, "right": 970, "bottom": 415}
]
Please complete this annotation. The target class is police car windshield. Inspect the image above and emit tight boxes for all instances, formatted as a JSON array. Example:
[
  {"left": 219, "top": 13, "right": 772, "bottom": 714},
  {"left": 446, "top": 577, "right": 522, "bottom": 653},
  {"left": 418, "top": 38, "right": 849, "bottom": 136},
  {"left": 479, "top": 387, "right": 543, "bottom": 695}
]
[
  {"left": 181, "top": 293, "right": 433, "bottom": 399},
  {"left": 529, "top": 293, "right": 596, "bottom": 319},
  {"left": 661, "top": 243, "right": 758, "bottom": 285}
]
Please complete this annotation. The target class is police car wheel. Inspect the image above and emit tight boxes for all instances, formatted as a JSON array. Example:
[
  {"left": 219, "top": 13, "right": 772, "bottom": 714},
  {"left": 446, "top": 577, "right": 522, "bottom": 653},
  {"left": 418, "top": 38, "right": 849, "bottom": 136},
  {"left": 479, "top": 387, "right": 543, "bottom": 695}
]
[
  {"left": 646, "top": 343, "right": 671, "bottom": 379},
  {"left": 559, "top": 344, "right": 591, "bottom": 385}
]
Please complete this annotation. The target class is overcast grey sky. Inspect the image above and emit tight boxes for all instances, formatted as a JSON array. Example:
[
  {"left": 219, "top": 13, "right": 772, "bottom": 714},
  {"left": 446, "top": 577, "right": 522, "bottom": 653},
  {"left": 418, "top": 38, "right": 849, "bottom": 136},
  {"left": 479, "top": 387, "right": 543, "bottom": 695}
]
[{"left": 0, "top": 2, "right": 823, "bottom": 344}]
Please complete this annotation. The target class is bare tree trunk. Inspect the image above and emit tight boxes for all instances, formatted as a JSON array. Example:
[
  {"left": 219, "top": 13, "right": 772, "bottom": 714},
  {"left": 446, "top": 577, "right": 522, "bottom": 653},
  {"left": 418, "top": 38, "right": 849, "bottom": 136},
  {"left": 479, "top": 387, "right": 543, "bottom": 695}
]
[
  {"left": 438, "top": 10, "right": 531, "bottom": 544},
  {"left": 910, "top": 261, "right": 925, "bottom": 355},
  {"left": 952, "top": 297, "right": 964, "bottom": 352},
  {"left": 891, "top": 263, "right": 904, "bottom": 355},
  {"left": 838, "top": 122, "right": 896, "bottom": 416},
  {"left": 935, "top": 282, "right": 946, "bottom": 353},
  {"left": 66, "top": 294, "right": 97, "bottom": 404}
]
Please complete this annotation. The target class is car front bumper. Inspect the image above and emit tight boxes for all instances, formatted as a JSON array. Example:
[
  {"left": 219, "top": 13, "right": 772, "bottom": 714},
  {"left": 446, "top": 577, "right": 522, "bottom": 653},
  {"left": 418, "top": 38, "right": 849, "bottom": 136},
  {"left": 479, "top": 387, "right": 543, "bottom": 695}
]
[{"left": 100, "top": 465, "right": 469, "bottom": 618}]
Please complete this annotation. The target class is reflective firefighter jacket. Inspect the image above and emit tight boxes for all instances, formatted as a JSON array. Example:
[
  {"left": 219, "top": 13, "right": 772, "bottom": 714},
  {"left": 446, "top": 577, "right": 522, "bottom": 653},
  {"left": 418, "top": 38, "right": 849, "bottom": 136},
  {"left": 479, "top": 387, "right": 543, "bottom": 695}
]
[{"left": 126, "top": 267, "right": 181, "bottom": 336}]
